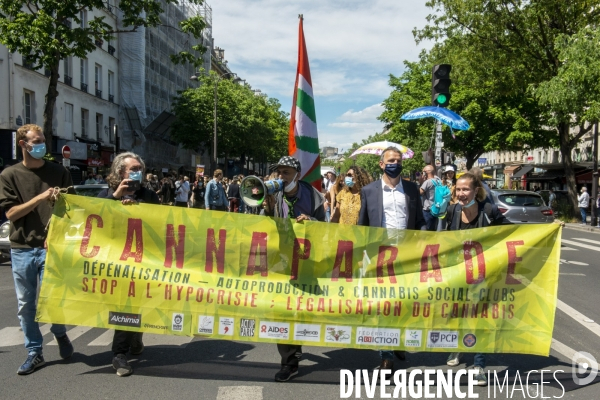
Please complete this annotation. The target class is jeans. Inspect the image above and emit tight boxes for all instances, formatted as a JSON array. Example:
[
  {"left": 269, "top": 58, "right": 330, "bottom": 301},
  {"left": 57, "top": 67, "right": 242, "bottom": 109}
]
[
  {"left": 580, "top": 207, "right": 587, "bottom": 224},
  {"left": 11, "top": 248, "right": 66, "bottom": 355},
  {"left": 380, "top": 350, "right": 394, "bottom": 360},
  {"left": 423, "top": 209, "right": 438, "bottom": 231},
  {"left": 474, "top": 353, "right": 486, "bottom": 368}
]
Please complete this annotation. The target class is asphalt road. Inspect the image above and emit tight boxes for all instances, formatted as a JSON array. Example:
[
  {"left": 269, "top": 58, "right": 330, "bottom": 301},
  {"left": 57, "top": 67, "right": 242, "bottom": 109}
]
[{"left": 1, "top": 226, "right": 599, "bottom": 400}]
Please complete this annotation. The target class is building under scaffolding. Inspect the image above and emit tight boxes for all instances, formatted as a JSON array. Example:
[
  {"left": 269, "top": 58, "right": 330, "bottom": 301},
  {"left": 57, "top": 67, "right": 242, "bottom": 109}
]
[{"left": 118, "top": 0, "right": 212, "bottom": 175}]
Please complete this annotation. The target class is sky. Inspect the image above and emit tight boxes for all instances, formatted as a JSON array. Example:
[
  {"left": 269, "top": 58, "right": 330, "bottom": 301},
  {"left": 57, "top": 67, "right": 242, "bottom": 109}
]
[{"left": 210, "top": 0, "right": 432, "bottom": 154}]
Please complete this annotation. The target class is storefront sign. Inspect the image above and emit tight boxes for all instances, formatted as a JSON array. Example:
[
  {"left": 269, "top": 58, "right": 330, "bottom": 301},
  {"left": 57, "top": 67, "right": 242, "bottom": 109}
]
[{"left": 87, "top": 158, "right": 104, "bottom": 167}]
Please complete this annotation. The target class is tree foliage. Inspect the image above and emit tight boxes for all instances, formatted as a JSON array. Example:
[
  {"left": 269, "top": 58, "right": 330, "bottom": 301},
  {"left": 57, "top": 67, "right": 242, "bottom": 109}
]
[
  {"left": 171, "top": 72, "right": 289, "bottom": 173},
  {"left": 0, "top": 0, "right": 207, "bottom": 151},
  {"left": 414, "top": 0, "right": 600, "bottom": 208}
]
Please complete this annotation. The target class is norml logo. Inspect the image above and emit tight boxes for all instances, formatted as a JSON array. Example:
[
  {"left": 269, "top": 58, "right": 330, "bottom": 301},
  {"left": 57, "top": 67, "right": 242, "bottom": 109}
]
[{"left": 109, "top": 311, "right": 141, "bottom": 328}]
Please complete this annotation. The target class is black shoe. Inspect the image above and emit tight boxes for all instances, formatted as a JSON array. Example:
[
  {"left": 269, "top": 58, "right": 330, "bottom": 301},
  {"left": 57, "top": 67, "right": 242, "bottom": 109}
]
[
  {"left": 274, "top": 365, "right": 298, "bottom": 382},
  {"left": 130, "top": 333, "right": 144, "bottom": 355},
  {"left": 112, "top": 354, "right": 133, "bottom": 377},
  {"left": 394, "top": 350, "right": 406, "bottom": 361},
  {"left": 55, "top": 334, "right": 74, "bottom": 359},
  {"left": 376, "top": 359, "right": 394, "bottom": 371},
  {"left": 17, "top": 353, "right": 46, "bottom": 375}
]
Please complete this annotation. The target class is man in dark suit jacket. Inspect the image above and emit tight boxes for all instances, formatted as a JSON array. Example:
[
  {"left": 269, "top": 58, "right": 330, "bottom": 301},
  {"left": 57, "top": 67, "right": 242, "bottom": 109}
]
[{"left": 358, "top": 146, "right": 426, "bottom": 371}]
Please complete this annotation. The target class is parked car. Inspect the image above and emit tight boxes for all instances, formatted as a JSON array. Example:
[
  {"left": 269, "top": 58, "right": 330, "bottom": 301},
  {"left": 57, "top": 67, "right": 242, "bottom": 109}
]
[
  {"left": 0, "top": 184, "right": 108, "bottom": 262},
  {"left": 490, "top": 190, "right": 554, "bottom": 224},
  {"left": 73, "top": 184, "right": 108, "bottom": 197},
  {"left": 0, "top": 220, "right": 10, "bottom": 261}
]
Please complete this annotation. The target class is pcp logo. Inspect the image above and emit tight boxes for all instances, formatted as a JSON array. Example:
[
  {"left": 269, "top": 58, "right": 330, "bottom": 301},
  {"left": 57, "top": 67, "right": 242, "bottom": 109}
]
[
  {"left": 109, "top": 312, "right": 141, "bottom": 328},
  {"left": 259, "top": 321, "right": 290, "bottom": 340},
  {"left": 172, "top": 313, "right": 184, "bottom": 332},
  {"left": 404, "top": 330, "right": 422, "bottom": 348},
  {"left": 197, "top": 316, "right": 214, "bottom": 334},
  {"left": 219, "top": 317, "right": 234, "bottom": 336},
  {"left": 427, "top": 331, "right": 458, "bottom": 348},
  {"left": 572, "top": 351, "right": 599, "bottom": 386}
]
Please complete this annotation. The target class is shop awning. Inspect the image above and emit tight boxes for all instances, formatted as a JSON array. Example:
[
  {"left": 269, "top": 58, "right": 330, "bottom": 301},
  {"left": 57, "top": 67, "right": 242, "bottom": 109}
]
[
  {"left": 504, "top": 165, "right": 521, "bottom": 173},
  {"left": 511, "top": 166, "right": 534, "bottom": 180}
]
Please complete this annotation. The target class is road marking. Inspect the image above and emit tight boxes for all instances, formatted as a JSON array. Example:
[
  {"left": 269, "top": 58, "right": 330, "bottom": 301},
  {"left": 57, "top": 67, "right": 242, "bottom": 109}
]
[
  {"left": 217, "top": 386, "right": 263, "bottom": 400},
  {"left": 560, "top": 247, "right": 576, "bottom": 251},
  {"left": 551, "top": 338, "right": 579, "bottom": 361},
  {"left": 0, "top": 327, "right": 24, "bottom": 347},
  {"left": 559, "top": 273, "right": 586, "bottom": 276},
  {"left": 556, "top": 300, "right": 600, "bottom": 339},
  {"left": 565, "top": 261, "right": 589, "bottom": 266},
  {"left": 40, "top": 324, "right": 51, "bottom": 336},
  {"left": 573, "top": 238, "right": 600, "bottom": 246},
  {"left": 48, "top": 326, "right": 93, "bottom": 345},
  {"left": 88, "top": 329, "right": 114, "bottom": 346},
  {"left": 561, "top": 239, "right": 600, "bottom": 252}
]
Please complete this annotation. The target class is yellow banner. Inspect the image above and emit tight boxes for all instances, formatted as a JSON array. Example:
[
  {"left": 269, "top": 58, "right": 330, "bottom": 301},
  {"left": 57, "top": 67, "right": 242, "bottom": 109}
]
[{"left": 37, "top": 195, "right": 561, "bottom": 355}]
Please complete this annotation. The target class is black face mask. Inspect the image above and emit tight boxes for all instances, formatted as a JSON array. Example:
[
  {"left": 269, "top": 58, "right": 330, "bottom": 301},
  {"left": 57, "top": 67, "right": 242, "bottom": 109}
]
[{"left": 384, "top": 163, "right": 403, "bottom": 178}]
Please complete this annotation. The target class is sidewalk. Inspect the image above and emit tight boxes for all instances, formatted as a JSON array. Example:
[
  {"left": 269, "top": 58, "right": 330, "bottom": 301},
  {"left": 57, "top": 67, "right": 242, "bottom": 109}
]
[{"left": 563, "top": 222, "right": 600, "bottom": 233}]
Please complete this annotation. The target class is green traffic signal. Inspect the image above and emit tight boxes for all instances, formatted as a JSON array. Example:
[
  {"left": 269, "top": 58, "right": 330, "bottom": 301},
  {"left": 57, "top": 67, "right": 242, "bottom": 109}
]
[{"left": 437, "top": 94, "right": 448, "bottom": 105}]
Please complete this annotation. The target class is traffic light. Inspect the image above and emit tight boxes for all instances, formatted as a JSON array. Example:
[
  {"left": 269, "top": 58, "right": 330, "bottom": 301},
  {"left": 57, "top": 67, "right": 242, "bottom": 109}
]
[{"left": 431, "top": 64, "right": 452, "bottom": 107}]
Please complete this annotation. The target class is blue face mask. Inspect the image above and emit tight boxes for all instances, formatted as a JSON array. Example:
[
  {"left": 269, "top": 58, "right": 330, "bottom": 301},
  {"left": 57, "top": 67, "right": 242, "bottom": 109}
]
[
  {"left": 463, "top": 198, "right": 476, "bottom": 208},
  {"left": 384, "top": 163, "right": 402, "bottom": 179},
  {"left": 128, "top": 171, "right": 143, "bottom": 182},
  {"left": 27, "top": 143, "right": 46, "bottom": 159},
  {"left": 344, "top": 177, "right": 354, "bottom": 187}
]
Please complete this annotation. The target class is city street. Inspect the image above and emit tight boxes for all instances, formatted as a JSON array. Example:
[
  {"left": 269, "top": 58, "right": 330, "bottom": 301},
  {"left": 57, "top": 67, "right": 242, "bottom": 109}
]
[{"left": 1, "top": 226, "right": 600, "bottom": 400}]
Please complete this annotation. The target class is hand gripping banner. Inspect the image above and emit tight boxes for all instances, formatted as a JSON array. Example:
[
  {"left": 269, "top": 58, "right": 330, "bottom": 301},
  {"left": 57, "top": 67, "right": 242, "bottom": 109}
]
[{"left": 37, "top": 195, "right": 561, "bottom": 355}]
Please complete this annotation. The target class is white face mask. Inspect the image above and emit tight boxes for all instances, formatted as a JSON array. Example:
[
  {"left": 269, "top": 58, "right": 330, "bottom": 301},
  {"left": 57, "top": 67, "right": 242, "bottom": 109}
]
[{"left": 284, "top": 172, "right": 298, "bottom": 193}]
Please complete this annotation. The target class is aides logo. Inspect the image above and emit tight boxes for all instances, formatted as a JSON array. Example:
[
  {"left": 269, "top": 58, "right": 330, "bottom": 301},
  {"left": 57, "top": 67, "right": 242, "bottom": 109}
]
[
  {"left": 293, "top": 324, "right": 321, "bottom": 342},
  {"left": 325, "top": 325, "right": 352, "bottom": 344},
  {"left": 240, "top": 319, "right": 256, "bottom": 337},
  {"left": 219, "top": 317, "right": 234, "bottom": 336},
  {"left": 463, "top": 333, "right": 477, "bottom": 348},
  {"left": 172, "top": 313, "right": 184, "bottom": 332},
  {"left": 355, "top": 327, "right": 400, "bottom": 346},
  {"left": 427, "top": 331, "right": 458, "bottom": 348},
  {"left": 109, "top": 312, "right": 141, "bottom": 328},
  {"left": 404, "top": 330, "right": 423, "bottom": 348},
  {"left": 259, "top": 321, "right": 290, "bottom": 340},
  {"left": 197, "top": 316, "right": 214, "bottom": 335}
]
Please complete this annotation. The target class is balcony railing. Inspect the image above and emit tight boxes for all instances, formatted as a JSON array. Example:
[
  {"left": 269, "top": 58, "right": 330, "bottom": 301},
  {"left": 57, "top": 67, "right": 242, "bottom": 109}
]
[
  {"left": 44, "top": 69, "right": 51, "bottom": 77},
  {"left": 64, "top": 75, "right": 72, "bottom": 86},
  {"left": 95, "top": 89, "right": 102, "bottom": 99},
  {"left": 81, "top": 82, "right": 88, "bottom": 92},
  {"left": 95, "top": 39, "right": 103, "bottom": 48},
  {"left": 108, "top": 94, "right": 114, "bottom": 103},
  {"left": 108, "top": 45, "right": 115, "bottom": 56},
  {"left": 63, "top": 19, "right": 71, "bottom": 28},
  {"left": 23, "top": 60, "right": 35, "bottom": 70},
  {"left": 81, "top": 132, "right": 88, "bottom": 138}
]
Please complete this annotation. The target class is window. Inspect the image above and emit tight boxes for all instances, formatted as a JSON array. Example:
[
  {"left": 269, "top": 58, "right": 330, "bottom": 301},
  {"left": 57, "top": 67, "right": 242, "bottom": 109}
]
[
  {"left": 80, "top": 59, "right": 88, "bottom": 92},
  {"left": 24, "top": 90, "right": 34, "bottom": 124},
  {"left": 96, "top": 113, "right": 103, "bottom": 140},
  {"left": 63, "top": 56, "right": 73, "bottom": 85},
  {"left": 81, "top": 108, "right": 89, "bottom": 137},
  {"left": 79, "top": 10, "right": 87, "bottom": 28},
  {"left": 108, "top": 71, "right": 114, "bottom": 98},
  {"left": 109, "top": 117, "right": 116, "bottom": 143},
  {"left": 64, "top": 103, "right": 73, "bottom": 138},
  {"left": 94, "top": 64, "right": 102, "bottom": 98}
]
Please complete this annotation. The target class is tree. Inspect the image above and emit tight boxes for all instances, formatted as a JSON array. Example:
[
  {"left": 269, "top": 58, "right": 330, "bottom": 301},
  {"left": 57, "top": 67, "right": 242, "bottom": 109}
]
[
  {"left": 415, "top": 0, "right": 600, "bottom": 210},
  {"left": 0, "top": 0, "right": 206, "bottom": 152},
  {"left": 171, "top": 72, "right": 289, "bottom": 174}
]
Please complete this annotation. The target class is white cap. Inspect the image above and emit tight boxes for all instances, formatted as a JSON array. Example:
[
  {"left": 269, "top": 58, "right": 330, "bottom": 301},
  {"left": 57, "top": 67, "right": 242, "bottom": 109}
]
[{"left": 443, "top": 165, "right": 455, "bottom": 173}]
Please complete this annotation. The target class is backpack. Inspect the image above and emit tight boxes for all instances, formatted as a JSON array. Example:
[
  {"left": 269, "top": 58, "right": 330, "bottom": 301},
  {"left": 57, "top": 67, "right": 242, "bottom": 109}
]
[{"left": 429, "top": 179, "right": 452, "bottom": 218}]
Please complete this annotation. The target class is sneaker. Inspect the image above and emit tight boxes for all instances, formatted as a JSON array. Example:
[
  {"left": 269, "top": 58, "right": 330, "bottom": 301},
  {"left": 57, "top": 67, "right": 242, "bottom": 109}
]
[
  {"left": 447, "top": 352, "right": 461, "bottom": 367},
  {"left": 17, "top": 353, "right": 46, "bottom": 375},
  {"left": 374, "top": 359, "right": 394, "bottom": 371},
  {"left": 55, "top": 334, "right": 74, "bottom": 359},
  {"left": 130, "top": 333, "right": 144, "bottom": 355},
  {"left": 274, "top": 365, "right": 298, "bottom": 382},
  {"left": 112, "top": 354, "right": 133, "bottom": 377},
  {"left": 473, "top": 366, "right": 487, "bottom": 386}
]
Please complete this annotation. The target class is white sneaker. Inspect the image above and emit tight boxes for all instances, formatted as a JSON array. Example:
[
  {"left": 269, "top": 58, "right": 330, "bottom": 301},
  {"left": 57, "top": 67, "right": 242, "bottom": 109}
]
[{"left": 447, "top": 352, "right": 461, "bottom": 367}]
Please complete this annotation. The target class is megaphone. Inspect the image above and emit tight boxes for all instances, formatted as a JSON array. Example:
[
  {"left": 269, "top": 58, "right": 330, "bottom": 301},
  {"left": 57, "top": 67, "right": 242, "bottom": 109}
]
[{"left": 240, "top": 175, "right": 285, "bottom": 207}]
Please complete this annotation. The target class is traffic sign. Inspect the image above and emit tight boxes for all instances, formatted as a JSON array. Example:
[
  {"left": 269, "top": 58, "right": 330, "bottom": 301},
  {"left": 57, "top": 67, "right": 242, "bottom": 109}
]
[{"left": 62, "top": 145, "right": 71, "bottom": 159}]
